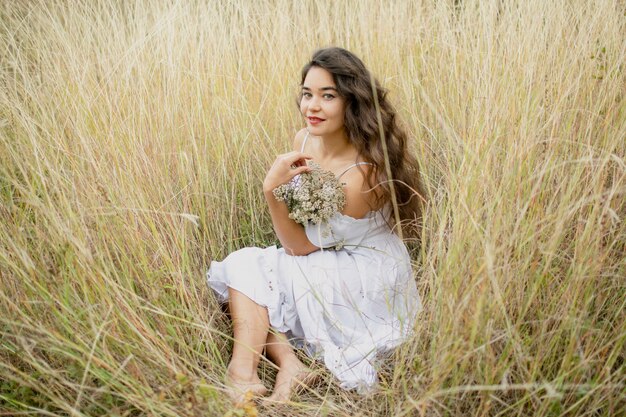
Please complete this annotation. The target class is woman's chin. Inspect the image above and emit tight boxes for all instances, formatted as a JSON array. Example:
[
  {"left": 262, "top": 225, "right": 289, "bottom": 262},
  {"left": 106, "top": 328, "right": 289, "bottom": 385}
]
[
  {"left": 306, "top": 126, "right": 321, "bottom": 136},
  {"left": 306, "top": 123, "right": 332, "bottom": 135}
]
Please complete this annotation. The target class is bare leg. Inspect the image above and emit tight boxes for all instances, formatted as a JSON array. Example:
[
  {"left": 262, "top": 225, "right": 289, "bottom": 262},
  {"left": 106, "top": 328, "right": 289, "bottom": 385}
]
[
  {"left": 264, "top": 331, "right": 317, "bottom": 402},
  {"left": 226, "top": 288, "right": 270, "bottom": 400},
  {"left": 265, "top": 331, "right": 299, "bottom": 367}
]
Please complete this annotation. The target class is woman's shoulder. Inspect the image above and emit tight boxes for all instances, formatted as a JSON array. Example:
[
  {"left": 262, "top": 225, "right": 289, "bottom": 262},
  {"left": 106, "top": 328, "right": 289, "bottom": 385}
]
[
  {"left": 292, "top": 128, "right": 309, "bottom": 151},
  {"left": 340, "top": 163, "right": 381, "bottom": 219}
]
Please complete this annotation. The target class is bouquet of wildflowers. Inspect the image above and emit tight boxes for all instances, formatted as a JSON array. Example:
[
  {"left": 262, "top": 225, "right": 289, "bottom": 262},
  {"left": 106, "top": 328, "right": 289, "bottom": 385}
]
[{"left": 273, "top": 162, "right": 346, "bottom": 227}]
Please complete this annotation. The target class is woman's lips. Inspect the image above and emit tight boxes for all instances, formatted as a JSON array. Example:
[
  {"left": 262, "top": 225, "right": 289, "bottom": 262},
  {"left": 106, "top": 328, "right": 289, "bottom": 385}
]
[{"left": 308, "top": 116, "right": 325, "bottom": 125}]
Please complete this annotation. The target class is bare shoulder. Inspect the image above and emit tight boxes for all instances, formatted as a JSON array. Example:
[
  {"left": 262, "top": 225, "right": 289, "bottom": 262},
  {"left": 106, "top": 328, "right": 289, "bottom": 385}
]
[
  {"left": 292, "top": 128, "right": 309, "bottom": 152},
  {"left": 339, "top": 164, "right": 379, "bottom": 219}
]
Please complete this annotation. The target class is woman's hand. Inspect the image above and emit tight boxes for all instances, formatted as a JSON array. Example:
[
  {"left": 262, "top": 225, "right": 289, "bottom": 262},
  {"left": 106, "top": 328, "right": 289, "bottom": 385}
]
[{"left": 263, "top": 151, "right": 312, "bottom": 193}]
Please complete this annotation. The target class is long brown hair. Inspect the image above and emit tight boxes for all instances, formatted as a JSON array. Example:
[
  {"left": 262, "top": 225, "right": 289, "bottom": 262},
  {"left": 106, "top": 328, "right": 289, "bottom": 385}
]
[{"left": 299, "top": 47, "right": 426, "bottom": 239}]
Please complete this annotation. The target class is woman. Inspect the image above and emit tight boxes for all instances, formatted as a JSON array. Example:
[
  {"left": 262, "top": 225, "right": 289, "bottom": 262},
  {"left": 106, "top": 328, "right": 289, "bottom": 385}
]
[{"left": 207, "top": 47, "right": 425, "bottom": 402}]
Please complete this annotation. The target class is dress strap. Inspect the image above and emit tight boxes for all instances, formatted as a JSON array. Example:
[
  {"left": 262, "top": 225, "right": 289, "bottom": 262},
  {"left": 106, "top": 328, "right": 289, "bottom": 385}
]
[
  {"left": 337, "top": 162, "right": 374, "bottom": 179},
  {"left": 300, "top": 130, "right": 310, "bottom": 153}
]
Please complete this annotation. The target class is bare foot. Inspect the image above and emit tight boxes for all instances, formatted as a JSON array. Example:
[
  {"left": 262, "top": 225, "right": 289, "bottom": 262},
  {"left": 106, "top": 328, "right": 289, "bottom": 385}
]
[
  {"left": 265, "top": 358, "right": 318, "bottom": 403},
  {"left": 225, "top": 366, "right": 268, "bottom": 404}
]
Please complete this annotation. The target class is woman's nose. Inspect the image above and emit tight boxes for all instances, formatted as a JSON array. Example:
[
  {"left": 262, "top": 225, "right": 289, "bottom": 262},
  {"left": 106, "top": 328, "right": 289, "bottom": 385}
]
[{"left": 308, "top": 96, "right": 321, "bottom": 111}]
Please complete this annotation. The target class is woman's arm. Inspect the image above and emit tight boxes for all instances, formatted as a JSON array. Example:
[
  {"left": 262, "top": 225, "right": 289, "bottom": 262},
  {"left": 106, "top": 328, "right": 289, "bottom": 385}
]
[
  {"left": 263, "top": 187, "right": 320, "bottom": 256},
  {"left": 262, "top": 133, "right": 319, "bottom": 256}
]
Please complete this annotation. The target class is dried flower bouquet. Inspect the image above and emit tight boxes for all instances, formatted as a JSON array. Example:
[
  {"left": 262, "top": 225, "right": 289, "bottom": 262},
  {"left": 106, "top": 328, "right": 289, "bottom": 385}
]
[{"left": 273, "top": 162, "right": 346, "bottom": 228}]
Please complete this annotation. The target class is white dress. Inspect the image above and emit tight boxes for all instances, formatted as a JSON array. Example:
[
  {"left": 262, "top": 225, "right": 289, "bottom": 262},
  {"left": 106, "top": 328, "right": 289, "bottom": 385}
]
[{"left": 207, "top": 138, "right": 421, "bottom": 393}]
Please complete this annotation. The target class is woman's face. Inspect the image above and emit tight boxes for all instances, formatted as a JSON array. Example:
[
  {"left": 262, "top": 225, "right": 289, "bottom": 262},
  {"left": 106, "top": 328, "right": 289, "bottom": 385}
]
[{"left": 300, "top": 66, "right": 347, "bottom": 138}]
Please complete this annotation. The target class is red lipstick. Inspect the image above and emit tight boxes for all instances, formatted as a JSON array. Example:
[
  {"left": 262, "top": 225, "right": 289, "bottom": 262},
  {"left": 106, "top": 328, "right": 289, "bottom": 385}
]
[{"left": 308, "top": 116, "right": 325, "bottom": 125}]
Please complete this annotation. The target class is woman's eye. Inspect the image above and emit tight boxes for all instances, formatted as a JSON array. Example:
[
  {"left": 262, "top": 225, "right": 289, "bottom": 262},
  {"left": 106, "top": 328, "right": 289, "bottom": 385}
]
[{"left": 301, "top": 92, "right": 335, "bottom": 100}]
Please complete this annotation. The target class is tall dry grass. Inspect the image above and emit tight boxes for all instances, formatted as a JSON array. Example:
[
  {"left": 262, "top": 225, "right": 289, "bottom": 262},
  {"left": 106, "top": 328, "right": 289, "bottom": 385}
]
[{"left": 0, "top": 0, "right": 624, "bottom": 415}]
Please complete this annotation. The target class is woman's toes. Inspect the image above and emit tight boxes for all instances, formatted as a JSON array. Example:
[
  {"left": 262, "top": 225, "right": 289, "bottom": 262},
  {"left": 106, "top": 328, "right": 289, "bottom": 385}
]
[
  {"left": 225, "top": 377, "right": 268, "bottom": 403},
  {"left": 265, "top": 366, "right": 318, "bottom": 404}
]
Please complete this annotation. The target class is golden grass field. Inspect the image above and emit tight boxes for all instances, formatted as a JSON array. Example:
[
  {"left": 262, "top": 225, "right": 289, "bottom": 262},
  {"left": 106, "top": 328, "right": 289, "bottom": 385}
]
[{"left": 1, "top": 0, "right": 624, "bottom": 415}]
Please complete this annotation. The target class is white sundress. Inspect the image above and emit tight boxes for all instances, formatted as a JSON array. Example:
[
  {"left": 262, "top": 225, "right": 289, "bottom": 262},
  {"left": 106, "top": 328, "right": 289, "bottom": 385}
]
[{"left": 207, "top": 136, "right": 421, "bottom": 393}]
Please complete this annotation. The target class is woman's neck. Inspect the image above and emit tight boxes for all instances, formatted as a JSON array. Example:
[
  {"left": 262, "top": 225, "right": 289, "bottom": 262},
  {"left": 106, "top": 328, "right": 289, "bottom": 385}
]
[{"left": 315, "top": 130, "right": 354, "bottom": 160}]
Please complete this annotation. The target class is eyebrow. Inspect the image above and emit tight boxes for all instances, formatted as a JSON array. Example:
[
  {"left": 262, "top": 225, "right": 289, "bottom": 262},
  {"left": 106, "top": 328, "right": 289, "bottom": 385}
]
[{"left": 302, "top": 86, "right": 338, "bottom": 92}]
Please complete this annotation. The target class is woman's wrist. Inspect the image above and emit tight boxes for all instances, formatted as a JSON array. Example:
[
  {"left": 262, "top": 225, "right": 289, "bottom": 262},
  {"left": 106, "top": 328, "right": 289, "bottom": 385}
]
[
  {"left": 263, "top": 184, "right": 276, "bottom": 195},
  {"left": 264, "top": 188, "right": 281, "bottom": 205},
  {"left": 262, "top": 175, "right": 279, "bottom": 193}
]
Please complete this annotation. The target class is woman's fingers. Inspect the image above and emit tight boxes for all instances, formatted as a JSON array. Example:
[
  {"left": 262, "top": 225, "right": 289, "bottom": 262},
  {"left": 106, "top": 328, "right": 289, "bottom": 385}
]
[
  {"left": 278, "top": 152, "right": 312, "bottom": 166},
  {"left": 291, "top": 165, "right": 311, "bottom": 176},
  {"left": 263, "top": 151, "right": 313, "bottom": 192}
]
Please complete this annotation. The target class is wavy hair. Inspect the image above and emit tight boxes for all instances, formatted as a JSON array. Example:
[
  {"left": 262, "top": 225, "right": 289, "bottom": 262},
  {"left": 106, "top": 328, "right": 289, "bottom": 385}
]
[{"left": 299, "top": 47, "right": 426, "bottom": 239}]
